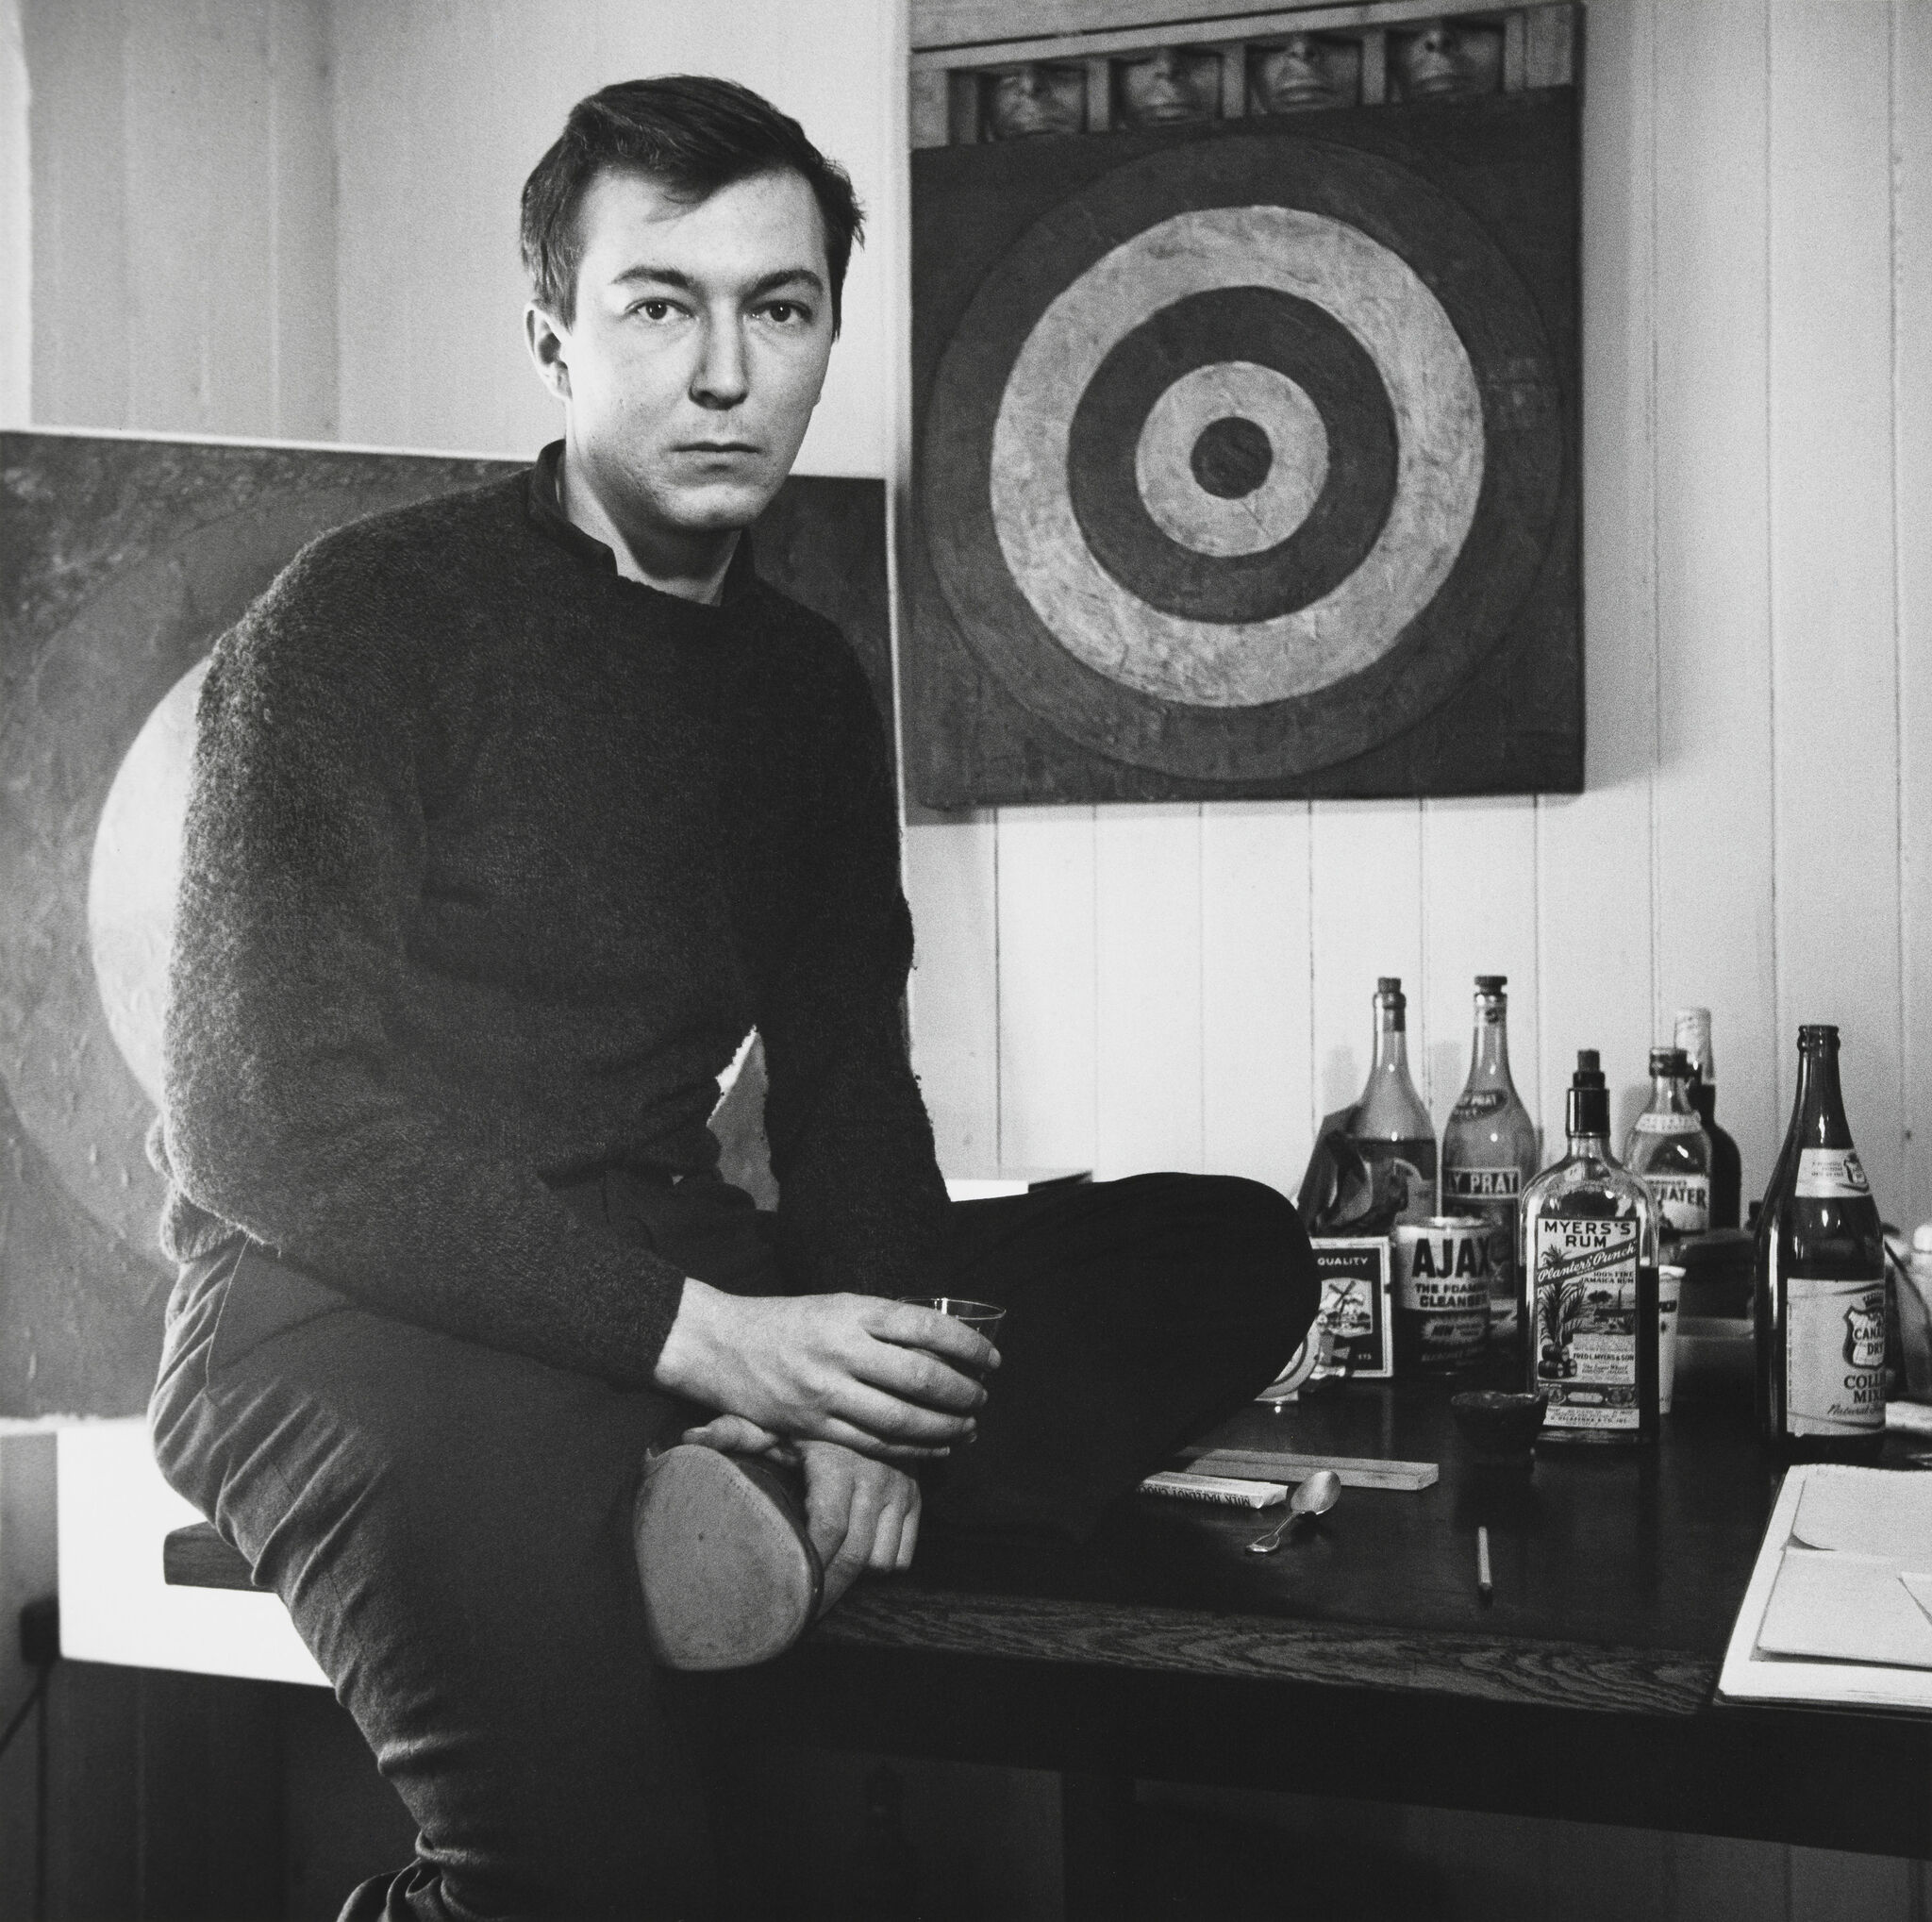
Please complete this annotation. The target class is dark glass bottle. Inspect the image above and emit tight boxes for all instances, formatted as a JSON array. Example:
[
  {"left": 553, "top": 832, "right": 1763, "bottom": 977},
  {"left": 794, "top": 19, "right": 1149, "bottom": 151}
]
[
  {"left": 1755, "top": 1027, "right": 1887, "bottom": 1460},
  {"left": 1346, "top": 978, "right": 1437, "bottom": 1228},
  {"left": 1524, "top": 1054, "right": 1659, "bottom": 1445},
  {"left": 1674, "top": 1008, "right": 1743, "bottom": 1229}
]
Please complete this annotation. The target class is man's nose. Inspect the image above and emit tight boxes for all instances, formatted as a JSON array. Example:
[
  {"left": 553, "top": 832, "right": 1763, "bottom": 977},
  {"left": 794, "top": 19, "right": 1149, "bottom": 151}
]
[{"left": 691, "top": 319, "right": 750, "bottom": 410}]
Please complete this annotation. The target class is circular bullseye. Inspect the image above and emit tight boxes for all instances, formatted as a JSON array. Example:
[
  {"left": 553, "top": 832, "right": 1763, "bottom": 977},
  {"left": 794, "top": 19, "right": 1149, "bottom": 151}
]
[
  {"left": 1190, "top": 418, "right": 1273, "bottom": 499},
  {"left": 990, "top": 205, "right": 1481, "bottom": 708},
  {"left": 918, "top": 130, "right": 1566, "bottom": 780},
  {"left": 1134, "top": 362, "right": 1329, "bottom": 558}
]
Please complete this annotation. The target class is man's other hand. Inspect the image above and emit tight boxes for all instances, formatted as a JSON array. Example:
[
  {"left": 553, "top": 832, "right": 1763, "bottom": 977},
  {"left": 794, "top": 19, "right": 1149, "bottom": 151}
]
[
  {"left": 653, "top": 1282, "right": 997, "bottom": 1461},
  {"left": 797, "top": 1440, "right": 920, "bottom": 1608}
]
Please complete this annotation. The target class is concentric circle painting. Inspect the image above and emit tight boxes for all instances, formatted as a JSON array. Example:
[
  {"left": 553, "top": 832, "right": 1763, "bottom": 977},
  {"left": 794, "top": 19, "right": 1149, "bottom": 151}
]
[{"left": 908, "top": 95, "right": 1580, "bottom": 804}]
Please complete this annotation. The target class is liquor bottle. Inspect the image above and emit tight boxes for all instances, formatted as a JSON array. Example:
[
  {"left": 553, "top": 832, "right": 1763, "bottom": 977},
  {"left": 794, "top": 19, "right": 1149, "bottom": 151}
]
[
  {"left": 1754, "top": 1026, "right": 1886, "bottom": 1461},
  {"left": 1624, "top": 1047, "right": 1713, "bottom": 1249},
  {"left": 1674, "top": 1008, "right": 1744, "bottom": 1228},
  {"left": 1441, "top": 976, "right": 1540, "bottom": 1354},
  {"left": 1523, "top": 1051, "right": 1660, "bottom": 1445},
  {"left": 1346, "top": 978, "right": 1437, "bottom": 1228}
]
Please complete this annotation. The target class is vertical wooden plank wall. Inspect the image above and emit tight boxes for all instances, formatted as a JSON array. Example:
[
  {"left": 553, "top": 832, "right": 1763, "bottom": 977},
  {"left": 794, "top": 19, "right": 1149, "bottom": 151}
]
[
  {"left": 906, "top": 0, "right": 1932, "bottom": 1240},
  {"left": 24, "top": 0, "right": 335, "bottom": 439}
]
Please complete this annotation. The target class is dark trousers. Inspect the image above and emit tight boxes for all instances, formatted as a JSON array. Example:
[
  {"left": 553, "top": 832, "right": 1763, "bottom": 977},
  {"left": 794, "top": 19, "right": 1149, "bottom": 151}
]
[{"left": 149, "top": 1172, "right": 1314, "bottom": 1920}]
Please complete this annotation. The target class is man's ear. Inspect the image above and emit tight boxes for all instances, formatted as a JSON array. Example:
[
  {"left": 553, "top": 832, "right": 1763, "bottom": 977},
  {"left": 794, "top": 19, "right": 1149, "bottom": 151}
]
[{"left": 525, "top": 304, "right": 572, "bottom": 403}]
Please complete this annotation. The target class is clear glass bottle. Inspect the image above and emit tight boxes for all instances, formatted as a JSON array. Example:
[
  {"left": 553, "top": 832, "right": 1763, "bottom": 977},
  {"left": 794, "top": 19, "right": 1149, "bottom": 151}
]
[
  {"left": 1346, "top": 977, "right": 1437, "bottom": 1228},
  {"left": 1441, "top": 976, "right": 1540, "bottom": 1356},
  {"left": 1674, "top": 1007, "right": 1743, "bottom": 1229},
  {"left": 1524, "top": 1052, "right": 1660, "bottom": 1445},
  {"left": 1624, "top": 1046, "right": 1713, "bottom": 1251},
  {"left": 1754, "top": 1026, "right": 1887, "bottom": 1461}
]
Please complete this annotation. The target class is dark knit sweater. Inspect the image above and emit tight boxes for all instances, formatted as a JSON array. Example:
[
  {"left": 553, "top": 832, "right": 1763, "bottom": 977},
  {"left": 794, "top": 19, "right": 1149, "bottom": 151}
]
[{"left": 158, "top": 451, "right": 952, "bottom": 1388}]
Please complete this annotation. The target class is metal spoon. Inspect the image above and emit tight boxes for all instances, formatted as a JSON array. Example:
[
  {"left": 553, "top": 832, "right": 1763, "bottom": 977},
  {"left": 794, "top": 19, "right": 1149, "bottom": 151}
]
[{"left": 1245, "top": 1469, "right": 1342, "bottom": 1555}]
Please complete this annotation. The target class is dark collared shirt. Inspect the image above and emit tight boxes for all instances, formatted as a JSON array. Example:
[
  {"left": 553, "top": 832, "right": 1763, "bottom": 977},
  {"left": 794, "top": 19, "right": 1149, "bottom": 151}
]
[{"left": 525, "top": 440, "right": 757, "bottom": 604}]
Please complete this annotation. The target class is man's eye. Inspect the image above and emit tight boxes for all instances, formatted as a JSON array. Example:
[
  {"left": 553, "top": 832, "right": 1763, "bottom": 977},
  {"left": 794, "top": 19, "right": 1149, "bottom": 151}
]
[
  {"left": 762, "top": 302, "right": 809, "bottom": 326},
  {"left": 633, "top": 299, "right": 678, "bottom": 321}
]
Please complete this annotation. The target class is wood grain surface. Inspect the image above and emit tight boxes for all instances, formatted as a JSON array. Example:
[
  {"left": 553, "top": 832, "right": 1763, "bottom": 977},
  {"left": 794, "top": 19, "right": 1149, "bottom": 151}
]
[{"left": 814, "top": 1581, "right": 1716, "bottom": 1718}]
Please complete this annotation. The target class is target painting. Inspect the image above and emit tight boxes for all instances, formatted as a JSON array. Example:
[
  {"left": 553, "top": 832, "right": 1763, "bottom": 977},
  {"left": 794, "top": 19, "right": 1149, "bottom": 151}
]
[
  {"left": 0, "top": 432, "right": 890, "bottom": 1416},
  {"left": 908, "top": 92, "right": 1580, "bottom": 804}
]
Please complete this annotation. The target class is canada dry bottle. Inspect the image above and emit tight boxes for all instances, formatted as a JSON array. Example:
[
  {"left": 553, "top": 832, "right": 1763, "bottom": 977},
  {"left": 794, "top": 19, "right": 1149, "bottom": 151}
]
[
  {"left": 1346, "top": 978, "right": 1437, "bottom": 1228},
  {"left": 1624, "top": 1047, "right": 1713, "bottom": 1252},
  {"left": 1441, "top": 976, "right": 1540, "bottom": 1353},
  {"left": 1755, "top": 1026, "right": 1887, "bottom": 1461},
  {"left": 1523, "top": 1052, "right": 1660, "bottom": 1445},
  {"left": 1674, "top": 1007, "right": 1744, "bottom": 1229}
]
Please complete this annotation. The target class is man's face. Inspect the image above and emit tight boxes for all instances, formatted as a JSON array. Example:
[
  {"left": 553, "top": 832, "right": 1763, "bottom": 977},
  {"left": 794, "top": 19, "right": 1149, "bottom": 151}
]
[{"left": 533, "top": 166, "right": 835, "bottom": 545}]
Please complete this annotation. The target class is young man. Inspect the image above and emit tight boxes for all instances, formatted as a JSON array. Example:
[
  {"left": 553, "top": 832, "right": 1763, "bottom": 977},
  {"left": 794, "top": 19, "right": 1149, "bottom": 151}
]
[{"left": 150, "top": 76, "right": 1315, "bottom": 1919}]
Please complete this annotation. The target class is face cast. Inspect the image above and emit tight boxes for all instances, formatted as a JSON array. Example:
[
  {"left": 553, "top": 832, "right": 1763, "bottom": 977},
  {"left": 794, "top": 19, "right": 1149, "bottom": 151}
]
[
  {"left": 986, "top": 63, "right": 1086, "bottom": 139},
  {"left": 525, "top": 166, "right": 835, "bottom": 594}
]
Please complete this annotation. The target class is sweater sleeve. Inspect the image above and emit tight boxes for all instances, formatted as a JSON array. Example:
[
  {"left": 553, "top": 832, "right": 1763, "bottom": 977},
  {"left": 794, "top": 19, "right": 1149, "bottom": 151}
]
[
  {"left": 757, "top": 643, "right": 953, "bottom": 1297},
  {"left": 161, "top": 540, "right": 691, "bottom": 1386}
]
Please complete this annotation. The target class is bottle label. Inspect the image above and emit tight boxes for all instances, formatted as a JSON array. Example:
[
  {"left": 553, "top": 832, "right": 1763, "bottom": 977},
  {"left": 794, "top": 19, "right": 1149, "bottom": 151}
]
[
  {"left": 1644, "top": 1174, "right": 1710, "bottom": 1235},
  {"left": 1794, "top": 1148, "right": 1872, "bottom": 1199},
  {"left": 1633, "top": 1111, "right": 1702, "bottom": 1136},
  {"left": 1785, "top": 1277, "right": 1887, "bottom": 1435},
  {"left": 1394, "top": 1223, "right": 1491, "bottom": 1368},
  {"left": 1532, "top": 1217, "right": 1642, "bottom": 1430},
  {"left": 1442, "top": 1166, "right": 1524, "bottom": 1338},
  {"left": 1451, "top": 1089, "right": 1508, "bottom": 1120}
]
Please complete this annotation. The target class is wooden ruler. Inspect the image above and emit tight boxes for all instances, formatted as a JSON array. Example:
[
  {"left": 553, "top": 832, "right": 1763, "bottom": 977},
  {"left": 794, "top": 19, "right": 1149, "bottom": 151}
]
[{"left": 1176, "top": 1447, "right": 1439, "bottom": 1492}]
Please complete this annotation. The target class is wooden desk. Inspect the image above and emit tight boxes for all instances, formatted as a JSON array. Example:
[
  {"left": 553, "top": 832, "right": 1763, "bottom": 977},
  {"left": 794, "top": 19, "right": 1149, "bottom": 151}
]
[{"left": 686, "top": 1375, "right": 1932, "bottom": 1879}]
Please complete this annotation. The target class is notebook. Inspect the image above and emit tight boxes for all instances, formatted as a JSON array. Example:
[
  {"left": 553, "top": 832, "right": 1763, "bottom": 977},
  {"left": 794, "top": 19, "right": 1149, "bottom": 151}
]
[{"left": 1720, "top": 1464, "right": 1932, "bottom": 1710}]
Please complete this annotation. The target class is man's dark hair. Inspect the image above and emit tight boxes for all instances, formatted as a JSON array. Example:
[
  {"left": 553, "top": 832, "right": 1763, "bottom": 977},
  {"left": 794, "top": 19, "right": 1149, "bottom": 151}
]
[{"left": 521, "top": 75, "right": 865, "bottom": 334}]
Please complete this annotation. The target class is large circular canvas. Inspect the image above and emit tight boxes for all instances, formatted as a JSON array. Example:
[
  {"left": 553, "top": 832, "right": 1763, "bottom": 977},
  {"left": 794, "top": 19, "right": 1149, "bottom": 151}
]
[
  {"left": 908, "top": 98, "right": 1580, "bottom": 805},
  {"left": 0, "top": 435, "right": 889, "bottom": 1415}
]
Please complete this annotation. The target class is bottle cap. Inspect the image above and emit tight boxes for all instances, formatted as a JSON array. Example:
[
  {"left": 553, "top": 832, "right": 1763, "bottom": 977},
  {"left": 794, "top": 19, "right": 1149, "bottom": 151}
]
[
  {"left": 1799, "top": 1023, "right": 1840, "bottom": 1046},
  {"left": 1474, "top": 975, "right": 1507, "bottom": 993},
  {"left": 1568, "top": 1084, "right": 1610, "bottom": 1137},
  {"left": 1574, "top": 1049, "right": 1605, "bottom": 1089},
  {"left": 1649, "top": 1046, "right": 1689, "bottom": 1078},
  {"left": 1674, "top": 1006, "right": 1712, "bottom": 1041},
  {"left": 1915, "top": 1224, "right": 1932, "bottom": 1257},
  {"left": 1376, "top": 976, "right": 1403, "bottom": 996}
]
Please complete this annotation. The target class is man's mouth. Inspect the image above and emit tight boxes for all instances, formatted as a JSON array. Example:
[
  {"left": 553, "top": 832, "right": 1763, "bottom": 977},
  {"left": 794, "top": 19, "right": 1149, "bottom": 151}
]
[{"left": 675, "top": 442, "right": 759, "bottom": 456}]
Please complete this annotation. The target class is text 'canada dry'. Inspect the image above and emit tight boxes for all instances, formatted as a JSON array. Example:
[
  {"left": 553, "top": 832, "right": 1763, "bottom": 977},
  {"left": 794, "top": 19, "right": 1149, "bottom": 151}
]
[{"left": 1755, "top": 1025, "right": 1887, "bottom": 1460}]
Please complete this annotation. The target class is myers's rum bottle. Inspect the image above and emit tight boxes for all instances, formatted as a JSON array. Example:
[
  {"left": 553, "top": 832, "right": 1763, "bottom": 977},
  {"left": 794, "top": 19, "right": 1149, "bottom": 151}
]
[
  {"left": 1755, "top": 1026, "right": 1887, "bottom": 1461},
  {"left": 1624, "top": 1047, "right": 1713, "bottom": 1252},
  {"left": 1441, "top": 976, "right": 1540, "bottom": 1355},
  {"left": 1524, "top": 1053, "right": 1659, "bottom": 1445},
  {"left": 1346, "top": 978, "right": 1437, "bottom": 1228},
  {"left": 1674, "top": 1007, "right": 1743, "bottom": 1229}
]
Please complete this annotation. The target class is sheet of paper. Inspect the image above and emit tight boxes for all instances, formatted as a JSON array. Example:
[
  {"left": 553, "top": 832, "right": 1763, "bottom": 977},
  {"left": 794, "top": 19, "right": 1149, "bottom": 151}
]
[
  {"left": 1789, "top": 1465, "right": 1932, "bottom": 1562},
  {"left": 1757, "top": 1548, "right": 1932, "bottom": 1669}
]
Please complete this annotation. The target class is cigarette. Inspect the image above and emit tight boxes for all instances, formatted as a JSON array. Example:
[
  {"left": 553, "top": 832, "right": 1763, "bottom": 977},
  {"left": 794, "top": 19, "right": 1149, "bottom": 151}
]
[{"left": 1476, "top": 1526, "right": 1493, "bottom": 1602}]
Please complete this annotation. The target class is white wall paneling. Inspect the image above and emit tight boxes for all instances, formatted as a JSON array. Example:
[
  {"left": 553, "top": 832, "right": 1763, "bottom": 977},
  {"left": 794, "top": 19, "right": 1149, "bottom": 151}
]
[
  {"left": 25, "top": 0, "right": 335, "bottom": 439},
  {"left": 995, "top": 806, "right": 1098, "bottom": 1173},
  {"left": 1896, "top": 0, "right": 1932, "bottom": 1234},
  {"left": 1094, "top": 805, "right": 1206, "bottom": 1178},
  {"left": 906, "top": 811, "right": 1002, "bottom": 1173},
  {"left": 1201, "top": 802, "right": 1313, "bottom": 1195},
  {"left": 1651, "top": 0, "right": 1778, "bottom": 1189},
  {"left": 1769, "top": 1, "right": 1905, "bottom": 1210},
  {"left": 1309, "top": 803, "right": 1424, "bottom": 1122}
]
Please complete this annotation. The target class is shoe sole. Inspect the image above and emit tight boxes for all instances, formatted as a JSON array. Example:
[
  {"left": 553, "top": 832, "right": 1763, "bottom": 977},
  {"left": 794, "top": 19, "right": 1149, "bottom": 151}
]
[{"left": 633, "top": 1446, "right": 824, "bottom": 1672}]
